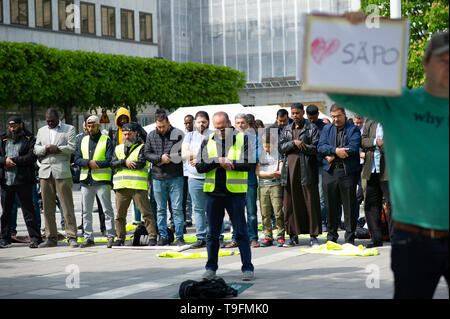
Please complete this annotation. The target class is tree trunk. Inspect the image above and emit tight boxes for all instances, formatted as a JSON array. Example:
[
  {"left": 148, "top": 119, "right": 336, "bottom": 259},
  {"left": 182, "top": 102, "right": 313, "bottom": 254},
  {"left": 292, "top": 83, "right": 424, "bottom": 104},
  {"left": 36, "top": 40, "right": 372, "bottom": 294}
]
[
  {"left": 129, "top": 106, "right": 137, "bottom": 122},
  {"left": 63, "top": 101, "right": 73, "bottom": 125}
]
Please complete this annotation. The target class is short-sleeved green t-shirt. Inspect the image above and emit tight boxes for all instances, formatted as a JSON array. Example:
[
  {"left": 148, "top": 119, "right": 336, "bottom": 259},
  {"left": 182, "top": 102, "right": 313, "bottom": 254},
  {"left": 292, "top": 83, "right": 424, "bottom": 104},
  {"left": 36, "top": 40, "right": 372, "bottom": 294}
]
[{"left": 329, "top": 87, "right": 449, "bottom": 230}]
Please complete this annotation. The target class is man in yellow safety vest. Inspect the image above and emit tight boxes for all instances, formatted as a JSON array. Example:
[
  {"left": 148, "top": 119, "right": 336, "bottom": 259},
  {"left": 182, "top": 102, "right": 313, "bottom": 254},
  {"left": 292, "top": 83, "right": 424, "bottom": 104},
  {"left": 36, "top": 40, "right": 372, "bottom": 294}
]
[
  {"left": 195, "top": 112, "right": 255, "bottom": 281},
  {"left": 74, "top": 115, "right": 116, "bottom": 248},
  {"left": 110, "top": 123, "right": 157, "bottom": 246}
]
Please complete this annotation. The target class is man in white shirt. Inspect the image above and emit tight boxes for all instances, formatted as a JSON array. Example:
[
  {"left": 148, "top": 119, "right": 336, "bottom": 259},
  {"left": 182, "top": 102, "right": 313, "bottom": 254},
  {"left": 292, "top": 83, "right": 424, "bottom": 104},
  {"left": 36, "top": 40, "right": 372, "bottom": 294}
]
[{"left": 182, "top": 111, "right": 213, "bottom": 248}]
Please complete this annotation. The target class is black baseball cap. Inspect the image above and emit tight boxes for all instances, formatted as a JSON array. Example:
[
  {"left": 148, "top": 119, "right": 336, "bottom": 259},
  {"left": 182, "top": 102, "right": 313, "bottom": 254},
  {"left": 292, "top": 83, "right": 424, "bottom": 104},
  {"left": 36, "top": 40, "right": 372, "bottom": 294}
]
[
  {"left": 122, "top": 123, "right": 138, "bottom": 132},
  {"left": 8, "top": 116, "right": 23, "bottom": 125}
]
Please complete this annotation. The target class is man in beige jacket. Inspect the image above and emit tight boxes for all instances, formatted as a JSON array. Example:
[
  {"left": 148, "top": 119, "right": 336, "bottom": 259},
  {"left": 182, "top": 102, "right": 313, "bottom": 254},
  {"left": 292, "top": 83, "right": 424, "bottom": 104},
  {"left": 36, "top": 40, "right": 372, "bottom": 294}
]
[{"left": 34, "top": 108, "right": 78, "bottom": 248}]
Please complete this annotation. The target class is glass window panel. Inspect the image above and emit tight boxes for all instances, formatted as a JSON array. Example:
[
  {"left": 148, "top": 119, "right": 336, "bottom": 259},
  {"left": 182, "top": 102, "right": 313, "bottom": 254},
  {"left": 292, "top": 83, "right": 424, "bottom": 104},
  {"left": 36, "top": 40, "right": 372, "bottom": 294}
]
[
  {"left": 224, "top": 0, "right": 237, "bottom": 69},
  {"left": 36, "top": 0, "right": 52, "bottom": 29},
  {"left": 0, "top": 0, "right": 3, "bottom": 23},
  {"left": 235, "top": 0, "right": 247, "bottom": 76},
  {"left": 200, "top": 0, "right": 212, "bottom": 64},
  {"left": 43, "top": 0, "right": 51, "bottom": 27},
  {"left": 108, "top": 8, "right": 115, "bottom": 37},
  {"left": 101, "top": 6, "right": 115, "bottom": 37},
  {"left": 139, "top": 12, "right": 152, "bottom": 42},
  {"left": 11, "top": 0, "right": 28, "bottom": 25},
  {"left": 80, "top": 2, "right": 95, "bottom": 34},
  {"left": 88, "top": 4, "right": 95, "bottom": 34},
  {"left": 121, "top": 10, "right": 134, "bottom": 40},
  {"left": 188, "top": 0, "right": 202, "bottom": 63},
  {"left": 35, "top": 0, "right": 43, "bottom": 26},
  {"left": 211, "top": 0, "right": 223, "bottom": 66},
  {"left": 59, "top": 0, "right": 74, "bottom": 31}
]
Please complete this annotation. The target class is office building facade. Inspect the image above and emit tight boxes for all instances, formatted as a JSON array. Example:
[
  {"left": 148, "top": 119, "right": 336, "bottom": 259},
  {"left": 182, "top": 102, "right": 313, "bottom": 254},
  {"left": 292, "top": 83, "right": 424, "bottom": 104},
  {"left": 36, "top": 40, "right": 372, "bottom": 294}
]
[{"left": 158, "top": 0, "right": 361, "bottom": 113}]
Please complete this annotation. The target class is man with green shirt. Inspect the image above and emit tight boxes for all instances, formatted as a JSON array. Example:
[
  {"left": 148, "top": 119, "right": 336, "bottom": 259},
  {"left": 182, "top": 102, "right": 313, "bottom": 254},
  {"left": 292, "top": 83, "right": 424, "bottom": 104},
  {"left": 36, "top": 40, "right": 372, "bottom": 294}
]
[{"left": 329, "top": 13, "right": 448, "bottom": 299}]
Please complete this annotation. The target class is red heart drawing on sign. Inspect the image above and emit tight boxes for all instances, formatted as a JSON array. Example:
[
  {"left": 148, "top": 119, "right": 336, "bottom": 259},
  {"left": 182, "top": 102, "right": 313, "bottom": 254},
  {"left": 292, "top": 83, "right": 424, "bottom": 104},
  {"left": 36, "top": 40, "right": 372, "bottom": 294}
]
[{"left": 310, "top": 38, "right": 340, "bottom": 64}]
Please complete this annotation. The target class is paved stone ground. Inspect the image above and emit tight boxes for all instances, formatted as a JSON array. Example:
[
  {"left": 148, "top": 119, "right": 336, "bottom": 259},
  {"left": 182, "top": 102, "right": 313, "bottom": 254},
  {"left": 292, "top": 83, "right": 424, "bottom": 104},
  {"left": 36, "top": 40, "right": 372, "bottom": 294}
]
[{"left": 0, "top": 185, "right": 448, "bottom": 300}]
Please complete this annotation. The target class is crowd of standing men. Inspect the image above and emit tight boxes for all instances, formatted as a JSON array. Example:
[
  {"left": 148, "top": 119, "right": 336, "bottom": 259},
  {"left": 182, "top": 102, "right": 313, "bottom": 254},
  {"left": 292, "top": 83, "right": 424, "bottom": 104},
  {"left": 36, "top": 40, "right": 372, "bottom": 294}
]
[
  {"left": 0, "top": 17, "right": 447, "bottom": 297},
  {"left": 0, "top": 99, "right": 391, "bottom": 279}
]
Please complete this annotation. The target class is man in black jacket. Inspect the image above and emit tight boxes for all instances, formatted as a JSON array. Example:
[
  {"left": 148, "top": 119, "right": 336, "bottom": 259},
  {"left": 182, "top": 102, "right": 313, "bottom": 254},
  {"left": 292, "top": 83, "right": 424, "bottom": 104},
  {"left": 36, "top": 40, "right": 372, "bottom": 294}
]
[
  {"left": 144, "top": 109, "right": 185, "bottom": 246},
  {"left": 279, "top": 103, "right": 322, "bottom": 247},
  {"left": 0, "top": 116, "right": 42, "bottom": 248},
  {"left": 195, "top": 111, "right": 254, "bottom": 281}
]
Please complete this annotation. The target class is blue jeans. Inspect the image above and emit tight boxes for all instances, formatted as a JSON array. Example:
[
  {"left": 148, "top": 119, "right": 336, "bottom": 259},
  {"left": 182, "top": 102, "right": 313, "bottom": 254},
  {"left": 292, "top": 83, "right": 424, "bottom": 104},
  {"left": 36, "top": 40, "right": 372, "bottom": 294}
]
[
  {"left": 205, "top": 194, "right": 254, "bottom": 272},
  {"left": 232, "top": 184, "right": 258, "bottom": 242},
  {"left": 188, "top": 178, "right": 207, "bottom": 241},
  {"left": 245, "top": 184, "right": 259, "bottom": 242},
  {"left": 391, "top": 226, "right": 448, "bottom": 299},
  {"left": 318, "top": 167, "right": 327, "bottom": 226},
  {"left": 153, "top": 177, "right": 184, "bottom": 240}
]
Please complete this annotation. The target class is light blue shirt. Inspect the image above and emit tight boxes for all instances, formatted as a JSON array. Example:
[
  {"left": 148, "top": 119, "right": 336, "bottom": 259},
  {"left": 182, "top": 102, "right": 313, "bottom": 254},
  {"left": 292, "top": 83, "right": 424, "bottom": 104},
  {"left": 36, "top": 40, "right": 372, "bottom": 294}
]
[{"left": 372, "top": 123, "right": 383, "bottom": 173}]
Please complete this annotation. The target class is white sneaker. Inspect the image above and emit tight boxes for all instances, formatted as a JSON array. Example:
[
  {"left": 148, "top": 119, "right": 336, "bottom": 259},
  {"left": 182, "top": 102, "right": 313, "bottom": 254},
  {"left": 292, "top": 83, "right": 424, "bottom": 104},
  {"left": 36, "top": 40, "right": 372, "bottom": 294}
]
[
  {"left": 201, "top": 270, "right": 217, "bottom": 280},
  {"left": 242, "top": 270, "right": 254, "bottom": 281}
]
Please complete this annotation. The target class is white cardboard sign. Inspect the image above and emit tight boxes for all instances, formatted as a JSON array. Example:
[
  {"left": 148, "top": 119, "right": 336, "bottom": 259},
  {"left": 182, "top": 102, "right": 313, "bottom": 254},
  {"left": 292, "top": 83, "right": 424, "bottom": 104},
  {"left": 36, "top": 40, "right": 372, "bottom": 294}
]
[{"left": 299, "top": 14, "right": 409, "bottom": 96}]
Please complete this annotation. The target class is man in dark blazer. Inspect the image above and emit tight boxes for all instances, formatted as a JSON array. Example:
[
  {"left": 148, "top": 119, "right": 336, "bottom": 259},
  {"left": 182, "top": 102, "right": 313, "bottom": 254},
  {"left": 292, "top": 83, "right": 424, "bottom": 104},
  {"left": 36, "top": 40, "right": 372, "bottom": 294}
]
[{"left": 318, "top": 104, "right": 361, "bottom": 244}]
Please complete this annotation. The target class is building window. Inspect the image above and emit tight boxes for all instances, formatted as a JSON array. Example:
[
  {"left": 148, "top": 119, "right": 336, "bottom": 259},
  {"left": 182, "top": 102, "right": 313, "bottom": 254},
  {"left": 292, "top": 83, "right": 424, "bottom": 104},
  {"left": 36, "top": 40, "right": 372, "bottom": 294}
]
[
  {"left": 10, "top": 0, "right": 28, "bottom": 26},
  {"left": 139, "top": 12, "right": 152, "bottom": 42},
  {"left": 0, "top": 0, "right": 3, "bottom": 23},
  {"left": 35, "top": 0, "right": 52, "bottom": 29},
  {"left": 80, "top": 1, "right": 95, "bottom": 35},
  {"left": 58, "top": 0, "right": 74, "bottom": 32},
  {"left": 121, "top": 9, "right": 134, "bottom": 40},
  {"left": 101, "top": 6, "right": 115, "bottom": 38}
]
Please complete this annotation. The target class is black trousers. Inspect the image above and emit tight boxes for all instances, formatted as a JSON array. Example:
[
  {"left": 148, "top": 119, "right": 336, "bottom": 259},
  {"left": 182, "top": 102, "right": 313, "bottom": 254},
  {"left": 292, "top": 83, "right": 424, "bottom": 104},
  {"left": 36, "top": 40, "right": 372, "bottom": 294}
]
[
  {"left": 364, "top": 173, "right": 392, "bottom": 242},
  {"left": 322, "top": 167, "right": 358, "bottom": 243},
  {"left": 1, "top": 184, "right": 41, "bottom": 242}
]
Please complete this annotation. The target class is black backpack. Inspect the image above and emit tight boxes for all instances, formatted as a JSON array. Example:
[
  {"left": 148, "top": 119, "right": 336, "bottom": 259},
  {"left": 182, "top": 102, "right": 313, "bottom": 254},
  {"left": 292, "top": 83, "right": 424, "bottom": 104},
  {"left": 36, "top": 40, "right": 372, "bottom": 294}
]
[{"left": 179, "top": 278, "right": 238, "bottom": 299}]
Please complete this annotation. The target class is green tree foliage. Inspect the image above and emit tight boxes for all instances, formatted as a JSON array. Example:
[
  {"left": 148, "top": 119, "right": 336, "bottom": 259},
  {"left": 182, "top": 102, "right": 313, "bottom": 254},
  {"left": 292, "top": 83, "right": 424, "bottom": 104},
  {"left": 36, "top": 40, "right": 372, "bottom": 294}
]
[
  {"left": 361, "top": 0, "right": 449, "bottom": 88},
  {"left": 0, "top": 42, "right": 246, "bottom": 122}
]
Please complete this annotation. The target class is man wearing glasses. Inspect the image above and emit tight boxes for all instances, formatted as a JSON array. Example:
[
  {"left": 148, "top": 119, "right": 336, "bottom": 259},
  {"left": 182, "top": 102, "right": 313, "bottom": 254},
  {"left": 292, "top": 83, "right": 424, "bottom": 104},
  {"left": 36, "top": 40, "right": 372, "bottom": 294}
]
[{"left": 317, "top": 105, "right": 361, "bottom": 245}]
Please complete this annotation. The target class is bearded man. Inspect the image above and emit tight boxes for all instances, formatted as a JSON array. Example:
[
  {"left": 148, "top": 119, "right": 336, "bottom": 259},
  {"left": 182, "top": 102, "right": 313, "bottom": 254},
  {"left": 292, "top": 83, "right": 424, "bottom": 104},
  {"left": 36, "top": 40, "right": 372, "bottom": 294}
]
[{"left": 0, "top": 116, "right": 42, "bottom": 248}]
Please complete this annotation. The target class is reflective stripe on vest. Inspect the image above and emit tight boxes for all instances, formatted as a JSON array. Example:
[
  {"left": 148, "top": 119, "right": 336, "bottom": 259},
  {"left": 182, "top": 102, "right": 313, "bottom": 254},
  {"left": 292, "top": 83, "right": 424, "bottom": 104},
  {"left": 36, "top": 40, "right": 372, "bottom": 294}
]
[
  {"left": 203, "top": 132, "right": 248, "bottom": 193},
  {"left": 80, "top": 134, "right": 112, "bottom": 182},
  {"left": 113, "top": 143, "right": 149, "bottom": 190}
]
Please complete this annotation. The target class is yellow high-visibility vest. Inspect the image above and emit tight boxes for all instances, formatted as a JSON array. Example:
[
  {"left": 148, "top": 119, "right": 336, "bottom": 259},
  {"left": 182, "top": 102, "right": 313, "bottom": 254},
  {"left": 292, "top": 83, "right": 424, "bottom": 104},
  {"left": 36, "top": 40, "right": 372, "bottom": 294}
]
[
  {"left": 80, "top": 134, "right": 112, "bottom": 182},
  {"left": 203, "top": 132, "right": 248, "bottom": 193},
  {"left": 113, "top": 143, "right": 148, "bottom": 190}
]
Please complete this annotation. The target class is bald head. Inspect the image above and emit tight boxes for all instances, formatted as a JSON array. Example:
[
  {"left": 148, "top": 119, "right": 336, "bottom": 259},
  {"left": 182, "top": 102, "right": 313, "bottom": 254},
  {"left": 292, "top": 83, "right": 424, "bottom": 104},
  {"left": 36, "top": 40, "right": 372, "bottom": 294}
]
[{"left": 212, "top": 112, "right": 231, "bottom": 138}]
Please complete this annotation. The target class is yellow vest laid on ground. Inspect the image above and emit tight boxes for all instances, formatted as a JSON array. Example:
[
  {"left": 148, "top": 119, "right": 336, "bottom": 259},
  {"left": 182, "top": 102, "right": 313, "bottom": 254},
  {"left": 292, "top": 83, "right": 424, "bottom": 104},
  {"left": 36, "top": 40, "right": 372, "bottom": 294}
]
[
  {"left": 203, "top": 132, "right": 248, "bottom": 193},
  {"left": 80, "top": 134, "right": 112, "bottom": 182},
  {"left": 113, "top": 143, "right": 149, "bottom": 190}
]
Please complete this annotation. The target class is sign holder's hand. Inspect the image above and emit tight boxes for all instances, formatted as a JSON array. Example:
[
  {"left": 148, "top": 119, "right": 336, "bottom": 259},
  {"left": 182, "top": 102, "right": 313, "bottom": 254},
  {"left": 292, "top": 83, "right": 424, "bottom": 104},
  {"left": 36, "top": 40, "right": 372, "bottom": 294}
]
[{"left": 343, "top": 11, "right": 366, "bottom": 24}]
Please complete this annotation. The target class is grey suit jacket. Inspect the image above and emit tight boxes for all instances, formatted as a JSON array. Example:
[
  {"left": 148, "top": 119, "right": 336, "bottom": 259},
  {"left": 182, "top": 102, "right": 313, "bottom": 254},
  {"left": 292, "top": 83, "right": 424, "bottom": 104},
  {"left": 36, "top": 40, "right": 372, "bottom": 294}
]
[{"left": 34, "top": 122, "right": 76, "bottom": 179}]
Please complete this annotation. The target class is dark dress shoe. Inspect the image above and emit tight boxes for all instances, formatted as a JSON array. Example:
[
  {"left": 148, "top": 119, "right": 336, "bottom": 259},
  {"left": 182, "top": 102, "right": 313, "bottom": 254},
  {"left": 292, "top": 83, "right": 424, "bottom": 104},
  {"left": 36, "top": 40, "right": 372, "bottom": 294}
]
[
  {"left": 80, "top": 239, "right": 95, "bottom": 248},
  {"left": 366, "top": 241, "right": 383, "bottom": 248},
  {"left": 38, "top": 239, "right": 57, "bottom": 248}
]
